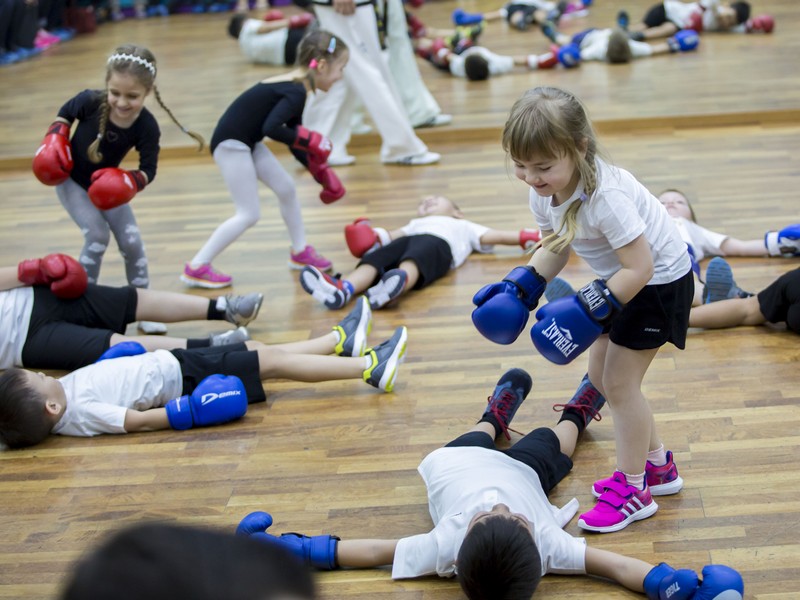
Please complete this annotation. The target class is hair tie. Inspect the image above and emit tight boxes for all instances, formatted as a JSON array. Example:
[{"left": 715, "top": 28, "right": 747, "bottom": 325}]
[
  {"left": 579, "top": 193, "right": 588, "bottom": 202},
  {"left": 327, "top": 37, "right": 337, "bottom": 54},
  {"left": 108, "top": 53, "right": 156, "bottom": 77},
  {"left": 309, "top": 58, "right": 318, "bottom": 69}
]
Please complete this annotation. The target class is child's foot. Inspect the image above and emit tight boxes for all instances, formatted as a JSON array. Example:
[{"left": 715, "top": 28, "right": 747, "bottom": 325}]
[
  {"left": 481, "top": 368, "right": 532, "bottom": 440},
  {"left": 300, "top": 266, "right": 351, "bottom": 309},
  {"left": 703, "top": 257, "right": 751, "bottom": 303},
  {"left": 577, "top": 471, "right": 658, "bottom": 533},
  {"left": 334, "top": 296, "right": 372, "bottom": 357},
  {"left": 289, "top": 245, "right": 332, "bottom": 272},
  {"left": 224, "top": 292, "right": 264, "bottom": 326},
  {"left": 452, "top": 8, "right": 482, "bottom": 26},
  {"left": 210, "top": 326, "right": 250, "bottom": 346},
  {"left": 544, "top": 277, "right": 576, "bottom": 302},
  {"left": 138, "top": 321, "right": 167, "bottom": 334},
  {"left": 363, "top": 326, "right": 408, "bottom": 392},
  {"left": 552, "top": 372, "right": 605, "bottom": 430},
  {"left": 182, "top": 263, "right": 233, "bottom": 289},
  {"left": 616, "top": 9, "right": 630, "bottom": 30},
  {"left": 540, "top": 19, "right": 559, "bottom": 43},
  {"left": 366, "top": 269, "right": 408, "bottom": 310},
  {"left": 593, "top": 451, "right": 683, "bottom": 497}
]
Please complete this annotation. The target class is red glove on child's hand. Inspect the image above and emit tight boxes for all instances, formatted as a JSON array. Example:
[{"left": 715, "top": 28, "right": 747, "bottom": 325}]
[{"left": 18, "top": 253, "right": 88, "bottom": 299}]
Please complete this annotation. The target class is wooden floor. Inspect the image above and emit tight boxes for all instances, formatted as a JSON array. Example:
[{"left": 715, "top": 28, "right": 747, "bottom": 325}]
[{"left": 0, "top": 1, "right": 799, "bottom": 599}]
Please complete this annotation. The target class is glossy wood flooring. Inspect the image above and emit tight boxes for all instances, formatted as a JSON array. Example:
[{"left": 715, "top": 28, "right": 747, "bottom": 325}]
[{"left": 0, "top": 1, "right": 798, "bottom": 598}]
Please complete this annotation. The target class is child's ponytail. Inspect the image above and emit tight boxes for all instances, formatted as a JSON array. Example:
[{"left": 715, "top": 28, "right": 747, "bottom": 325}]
[{"left": 152, "top": 87, "right": 205, "bottom": 151}]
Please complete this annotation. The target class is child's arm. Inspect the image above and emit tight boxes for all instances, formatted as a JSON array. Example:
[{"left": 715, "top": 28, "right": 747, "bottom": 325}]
[
  {"left": 606, "top": 234, "right": 654, "bottom": 302},
  {"left": 528, "top": 228, "right": 570, "bottom": 280},
  {"left": 123, "top": 408, "right": 170, "bottom": 433},
  {"left": 584, "top": 546, "right": 649, "bottom": 592},
  {"left": 0, "top": 267, "right": 25, "bottom": 291},
  {"left": 479, "top": 228, "right": 540, "bottom": 248},
  {"left": 337, "top": 539, "right": 398, "bottom": 568}
]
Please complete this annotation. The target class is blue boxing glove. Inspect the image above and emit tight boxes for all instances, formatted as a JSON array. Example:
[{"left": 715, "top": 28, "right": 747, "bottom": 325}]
[
  {"left": 694, "top": 565, "right": 744, "bottom": 600},
  {"left": 644, "top": 563, "right": 699, "bottom": 600},
  {"left": 472, "top": 266, "right": 547, "bottom": 345},
  {"left": 765, "top": 223, "right": 800, "bottom": 256},
  {"left": 95, "top": 341, "right": 146, "bottom": 362},
  {"left": 530, "top": 279, "right": 622, "bottom": 364},
  {"left": 236, "top": 511, "right": 340, "bottom": 570},
  {"left": 557, "top": 43, "right": 581, "bottom": 68},
  {"left": 165, "top": 374, "right": 248, "bottom": 430},
  {"left": 668, "top": 29, "right": 700, "bottom": 52}
]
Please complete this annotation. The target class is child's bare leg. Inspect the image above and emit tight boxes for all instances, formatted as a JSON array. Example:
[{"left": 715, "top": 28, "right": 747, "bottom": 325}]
[
  {"left": 109, "top": 333, "right": 189, "bottom": 351},
  {"left": 483, "top": 10, "right": 504, "bottom": 22},
  {"left": 633, "top": 23, "right": 678, "bottom": 39},
  {"left": 691, "top": 272, "right": 703, "bottom": 307},
  {"left": 252, "top": 345, "right": 366, "bottom": 381},
  {"left": 398, "top": 259, "right": 420, "bottom": 289},
  {"left": 345, "top": 264, "right": 380, "bottom": 294},
  {"left": 689, "top": 295, "right": 766, "bottom": 329},
  {"left": 135, "top": 289, "right": 210, "bottom": 322},
  {"left": 250, "top": 332, "right": 339, "bottom": 356}
]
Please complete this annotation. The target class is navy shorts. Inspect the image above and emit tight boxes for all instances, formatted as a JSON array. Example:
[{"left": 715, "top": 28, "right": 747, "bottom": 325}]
[
  {"left": 757, "top": 268, "right": 800, "bottom": 333},
  {"left": 642, "top": 3, "right": 671, "bottom": 28},
  {"left": 358, "top": 234, "right": 452, "bottom": 290},
  {"left": 609, "top": 268, "right": 694, "bottom": 350},
  {"left": 21, "top": 284, "right": 137, "bottom": 370},
  {"left": 445, "top": 427, "right": 573, "bottom": 495},
  {"left": 170, "top": 343, "right": 266, "bottom": 404}
]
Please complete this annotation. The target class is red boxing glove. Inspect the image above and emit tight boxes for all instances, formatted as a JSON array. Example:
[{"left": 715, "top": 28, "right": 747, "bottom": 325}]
[
  {"left": 308, "top": 158, "right": 345, "bottom": 204},
  {"left": 263, "top": 8, "right": 284, "bottom": 21},
  {"left": 88, "top": 167, "right": 146, "bottom": 210},
  {"left": 32, "top": 121, "right": 73, "bottom": 186},
  {"left": 18, "top": 253, "right": 88, "bottom": 299},
  {"left": 292, "top": 126, "right": 332, "bottom": 163},
  {"left": 288, "top": 13, "right": 313, "bottom": 29},
  {"left": 746, "top": 14, "right": 774, "bottom": 33},
  {"left": 687, "top": 11, "right": 703, "bottom": 32},
  {"left": 519, "top": 229, "right": 541, "bottom": 249}
]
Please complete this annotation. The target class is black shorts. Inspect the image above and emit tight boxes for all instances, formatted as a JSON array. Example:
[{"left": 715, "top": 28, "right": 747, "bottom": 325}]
[
  {"left": 609, "top": 268, "right": 694, "bottom": 350},
  {"left": 358, "top": 234, "right": 452, "bottom": 290},
  {"left": 284, "top": 26, "right": 305, "bottom": 66},
  {"left": 21, "top": 284, "right": 138, "bottom": 370},
  {"left": 642, "top": 3, "right": 672, "bottom": 28},
  {"left": 757, "top": 268, "right": 800, "bottom": 333},
  {"left": 170, "top": 343, "right": 266, "bottom": 404},
  {"left": 445, "top": 428, "right": 573, "bottom": 495}
]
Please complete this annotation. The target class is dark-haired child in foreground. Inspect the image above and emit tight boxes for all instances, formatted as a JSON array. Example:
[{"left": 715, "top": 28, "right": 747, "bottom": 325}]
[{"left": 237, "top": 368, "right": 744, "bottom": 600}]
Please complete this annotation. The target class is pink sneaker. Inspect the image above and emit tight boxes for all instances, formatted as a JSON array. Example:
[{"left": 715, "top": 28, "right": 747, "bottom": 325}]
[
  {"left": 592, "top": 451, "right": 683, "bottom": 497},
  {"left": 180, "top": 263, "right": 233, "bottom": 289},
  {"left": 34, "top": 30, "right": 60, "bottom": 49},
  {"left": 289, "top": 245, "right": 332, "bottom": 271},
  {"left": 578, "top": 471, "right": 658, "bottom": 533}
]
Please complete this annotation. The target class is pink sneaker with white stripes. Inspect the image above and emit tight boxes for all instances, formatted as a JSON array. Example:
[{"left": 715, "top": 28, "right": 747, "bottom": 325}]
[
  {"left": 578, "top": 471, "right": 658, "bottom": 533},
  {"left": 289, "top": 245, "right": 332, "bottom": 272},
  {"left": 592, "top": 451, "right": 683, "bottom": 497},
  {"left": 181, "top": 263, "right": 233, "bottom": 289}
]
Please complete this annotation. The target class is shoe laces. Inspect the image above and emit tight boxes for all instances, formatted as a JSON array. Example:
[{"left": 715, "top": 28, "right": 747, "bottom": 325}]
[
  {"left": 486, "top": 390, "right": 523, "bottom": 440},
  {"left": 553, "top": 387, "right": 603, "bottom": 424}
]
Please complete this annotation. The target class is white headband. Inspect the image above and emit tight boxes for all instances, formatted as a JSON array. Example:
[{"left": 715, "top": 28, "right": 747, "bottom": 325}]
[{"left": 107, "top": 53, "right": 156, "bottom": 77}]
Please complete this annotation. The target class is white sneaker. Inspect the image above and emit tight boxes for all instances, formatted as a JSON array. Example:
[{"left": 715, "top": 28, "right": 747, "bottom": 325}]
[
  {"left": 383, "top": 151, "right": 441, "bottom": 166},
  {"left": 415, "top": 114, "right": 453, "bottom": 128},
  {"left": 328, "top": 154, "right": 356, "bottom": 166},
  {"left": 138, "top": 321, "right": 167, "bottom": 334}
]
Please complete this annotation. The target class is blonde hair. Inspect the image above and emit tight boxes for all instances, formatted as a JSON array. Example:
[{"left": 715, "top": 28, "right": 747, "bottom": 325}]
[
  {"left": 294, "top": 29, "right": 348, "bottom": 91},
  {"left": 606, "top": 28, "right": 633, "bottom": 64},
  {"left": 88, "top": 44, "right": 204, "bottom": 163},
  {"left": 502, "top": 86, "right": 599, "bottom": 254}
]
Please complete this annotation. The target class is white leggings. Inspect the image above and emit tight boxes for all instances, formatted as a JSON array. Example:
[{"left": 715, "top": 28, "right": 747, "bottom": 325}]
[
  {"left": 56, "top": 177, "right": 149, "bottom": 287},
  {"left": 191, "top": 140, "right": 306, "bottom": 265}
]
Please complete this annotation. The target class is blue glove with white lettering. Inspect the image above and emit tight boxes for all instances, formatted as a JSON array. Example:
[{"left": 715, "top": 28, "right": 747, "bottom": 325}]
[{"left": 165, "top": 374, "right": 248, "bottom": 430}]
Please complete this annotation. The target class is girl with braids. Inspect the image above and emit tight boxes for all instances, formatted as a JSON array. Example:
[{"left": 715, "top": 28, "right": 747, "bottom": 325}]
[
  {"left": 35, "top": 44, "right": 203, "bottom": 334},
  {"left": 472, "top": 86, "right": 693, "bottom": 533},
  {"left": 181, "top": 29, "right": 348, "bottom": 289}
]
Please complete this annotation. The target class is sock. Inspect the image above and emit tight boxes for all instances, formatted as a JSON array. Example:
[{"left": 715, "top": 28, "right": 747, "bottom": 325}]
[
  {"left": 207, "top": 298, "right": 226, "bottom": 320},
  {"left": 557, "top": 410, "right": 587, "bottom": 434},
  {"left": 478, "top": 413, "right": 503, "bottom": 438},
  {"left": 623, "top": 471, "right": 645, "bottom": 490},
  {"left": 343, "top": 280, "right": 355, "bottom": 297},
  {"left": 647, "top": 445, "right": 667, "bottom": 467},
  {"left": 363, "top": 355, "right": 372, "bottom": 370},
  {"left": 187, "top": 338, "right": 211, "bottom": 348}
]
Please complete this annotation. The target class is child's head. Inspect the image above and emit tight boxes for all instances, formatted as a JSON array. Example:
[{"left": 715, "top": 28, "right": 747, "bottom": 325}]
[
  {"left": 228, "top": 13, "right": 247, "bottom": 39},
  {"left": 658, "top": 189, "right": 697, "bottom": 221},
  {"left": 502, "top": 86, "right": 598, "bottom": 252},
  {"left": 0, "top": 368, "right": 64, "bottom": 449},
  {"left": 297, "top": 29, "right": 349, "bottom": 92},
  {"left": 88, "top": 44, "right": 204, "bottom": 163},
  {"left": 606, "top": 28, "right": 633, "bottom": 64},
  {"left": 464, "top": 54, "right": 490, "bottom": 81},
  {"left": 724, "top": 2, "right": 751, "bottom": 27},
  {"left": 417, "top": 195, "right": 463, "bottom": 218},
  {"left": 456, "top": 504, "right": 542, "bottom": 599}
]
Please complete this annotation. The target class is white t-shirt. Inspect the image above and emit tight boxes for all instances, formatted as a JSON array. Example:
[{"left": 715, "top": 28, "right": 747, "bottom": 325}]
[
  {"left": 448, "top": 47, "right": 515, "bottom": 78},
  {"left": 529, "top": 158, "right": 691, "bottom": 283},
  {"left": 392, "top": 446, "right": 585, "bottom": 579},
  {"left": 52, "top": 350, "right": 183, "bottom": 437},
  {"left": 664, "top": 0, "right": 728, "bottom": 31},
  {"left": 0, "top": 287, "right": 34, "bottom": 369},
  {"left": 578, "top": 28, "right": 654, "bottom": 62},
  {"left": 239, "top": 18, "right": 289, "bottom": 65},
  {"left": 400, "top": 216, "right": 492, "bottom": 268},
  {"left": 671, "top": 216, "right": 728, "bottom": 262}
]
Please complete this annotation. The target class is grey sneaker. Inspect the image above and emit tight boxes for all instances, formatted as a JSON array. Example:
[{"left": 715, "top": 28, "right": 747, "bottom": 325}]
[
  {"left": 299, "top": 266, "right": 351, "bottom": 309},
  {"left": 366, "top": 269, "right": 408, "bottom": 310},
  {"left": 703, "top": 257, "right": 751, "bottom": 303},
  {"left": 333, "top": 296, "right": 372, "bottom": 357},
  {"left": 210, "top": 326, "right": 250, "bottom": 347},
  {"left": 363, "top": 326, "right": 408, "bottom": 392},
  {"left": 224, "top": 293, "right": 263, "bottom": 326},
  {"left": 481, "top": 368, "right": 533, "bottom": 440}
]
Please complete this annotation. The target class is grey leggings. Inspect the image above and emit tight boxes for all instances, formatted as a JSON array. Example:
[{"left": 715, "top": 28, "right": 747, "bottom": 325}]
[{"left": 56, "top": 177, "right": 149, "bottom": 287}]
